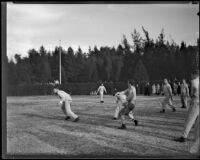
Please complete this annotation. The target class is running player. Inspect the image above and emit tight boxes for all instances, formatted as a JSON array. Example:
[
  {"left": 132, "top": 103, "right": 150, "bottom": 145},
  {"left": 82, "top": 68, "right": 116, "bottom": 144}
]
[
  {"left": 160, "top": 78, "right": 176, "bottom": 113},
  {"left": 117, "top": 79, "right": 138, "bottom": 129},
  {"left": 53, "top": 87, "right": 79, "bottom": 122},
  {"left": 174, "top": 70, "right": 199, "bottom": 154},
  {"left": 114, "top": 92, "right": 138, "bottom": 127}
]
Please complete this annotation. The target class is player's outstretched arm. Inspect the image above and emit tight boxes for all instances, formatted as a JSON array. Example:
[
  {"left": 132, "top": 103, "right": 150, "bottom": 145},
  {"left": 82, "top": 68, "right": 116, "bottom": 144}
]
[
  {"left": 97, "top": 87, "right": 100, "bottom": 94},
  {"left": 104, "top": 87, "right": 107, "bottom": 94}
]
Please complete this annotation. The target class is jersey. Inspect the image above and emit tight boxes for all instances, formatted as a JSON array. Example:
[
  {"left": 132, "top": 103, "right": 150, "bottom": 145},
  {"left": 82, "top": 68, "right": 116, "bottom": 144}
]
[
  {"left": 163, "top": 83, "right": 172, "bottom": 97},
  {"left": 57, "top": 90, "right": 72, "bottom": 102},
  {"left": 181, "top": 83, "right": 189, "bottom": 96},
  {"left": 122, "top": 86, "right": 136, "bottom": 104},
  {"left": 97, "top": 86, "right": 106, "bottom": 94},
  {"left": 116, "top": 92, "right": 127, "bottom": 103}
]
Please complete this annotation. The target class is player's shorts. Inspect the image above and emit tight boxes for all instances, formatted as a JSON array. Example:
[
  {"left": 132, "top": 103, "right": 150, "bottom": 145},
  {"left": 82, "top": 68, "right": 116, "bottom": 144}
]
[{"left": 119, "top": 102, "right": 135, "bottom": 116}]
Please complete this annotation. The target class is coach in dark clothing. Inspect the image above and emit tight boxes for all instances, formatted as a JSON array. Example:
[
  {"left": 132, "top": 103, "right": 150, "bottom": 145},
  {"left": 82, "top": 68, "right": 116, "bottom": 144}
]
[{"left": 145, "top": 82, "right": 151, "bottom": 96}]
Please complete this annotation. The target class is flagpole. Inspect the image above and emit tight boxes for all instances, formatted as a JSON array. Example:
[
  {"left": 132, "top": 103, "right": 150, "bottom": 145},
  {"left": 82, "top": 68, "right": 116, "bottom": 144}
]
[{"left": 59, "top": 40, "right": 61, "bottom": 85}]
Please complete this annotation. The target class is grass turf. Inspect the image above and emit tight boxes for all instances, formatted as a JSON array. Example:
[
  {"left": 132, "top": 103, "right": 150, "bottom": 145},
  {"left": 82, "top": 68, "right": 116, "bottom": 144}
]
[{"left": 6, "top": 95, "right": 199, "bottom": 158}]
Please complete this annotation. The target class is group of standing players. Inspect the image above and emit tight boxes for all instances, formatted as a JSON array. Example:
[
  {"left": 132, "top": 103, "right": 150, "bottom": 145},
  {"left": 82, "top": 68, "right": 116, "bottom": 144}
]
[{"left": 52, "top": 70, "right": 199, "bottom": 155}]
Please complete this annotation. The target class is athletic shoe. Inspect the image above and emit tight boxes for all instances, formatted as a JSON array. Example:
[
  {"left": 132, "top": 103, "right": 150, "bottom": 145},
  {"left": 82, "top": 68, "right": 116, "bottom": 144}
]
[
  {"left": 73, "top": 117, "right": 79, "bottom": 122},
  {"left": 160, "top": 109, "right": 165, "bottom": 113},
  {"left": 118, "top": 124, "right": 126, "bottom": 129},
  {"left": 172, "top": 108, "right": 176, "bottom": 112},
  {"left": 100, "top": 101, "right": 104, "bottom": 103},
  {"left": 113, "top": 117, "right": 117, "bottom": 120},
  {"left": 65, "top": 116, "right": 70, "bottom": 120},
  {"left": 174, "top": 136, "right": 186, "bottom": 142},
  {"left": 134, "top": 120, "right": 138, "bottom": 126},
  {"left": 181, "top": 106, "right": 186, "bottom": 109}
]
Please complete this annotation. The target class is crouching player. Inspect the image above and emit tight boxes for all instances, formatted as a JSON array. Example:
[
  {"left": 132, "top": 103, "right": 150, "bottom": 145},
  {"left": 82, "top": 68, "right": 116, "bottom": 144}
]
[
  {"left": 160, "top": 78, "right": 176, "bottom": 113},
  {"left": 53, "top": 87, "right": 79, "bottom": 122},
  {"left": 117, "top": 79, "right": 138, "bottom": 129}
]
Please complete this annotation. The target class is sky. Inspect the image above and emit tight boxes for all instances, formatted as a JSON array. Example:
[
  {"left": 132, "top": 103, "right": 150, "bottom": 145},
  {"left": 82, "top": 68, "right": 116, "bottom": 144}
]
[{"left": 7, "top": 2, "right": 199, "bottom": 60}]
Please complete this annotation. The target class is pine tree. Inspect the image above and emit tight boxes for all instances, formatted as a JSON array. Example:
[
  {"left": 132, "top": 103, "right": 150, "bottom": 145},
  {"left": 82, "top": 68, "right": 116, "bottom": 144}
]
[{"left": 133, "top": 59, "right": 149, "bottom": 82}]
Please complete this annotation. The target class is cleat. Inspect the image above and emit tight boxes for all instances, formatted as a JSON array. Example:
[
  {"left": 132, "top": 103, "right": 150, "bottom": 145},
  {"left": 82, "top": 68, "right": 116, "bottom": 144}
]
[
  {"left": 181, "top": 106, "right": 186, "bottom": 109},
  {"left": 113, "top": 117, "right": 117, "bottom": 120},
  {"left": 174, "top": 136, "right": 186, "bottom": 142},
  {"left": 118, "top": 124, "right": 126, "bottom": 129},
  {"left": 160, "top": 109, "right": 165, "bottom": 113},
  {"left": 65, "top": 116, "right": 70, "bottom": 120},
  {"left": 172, "top": 108, "right": 176, "bottom": 112},
  {"left": 134, "top": 120, "right": 138, "bottom": 126},
  {"left": 73, "top": 117, "right": 79, "bottom": 122}
]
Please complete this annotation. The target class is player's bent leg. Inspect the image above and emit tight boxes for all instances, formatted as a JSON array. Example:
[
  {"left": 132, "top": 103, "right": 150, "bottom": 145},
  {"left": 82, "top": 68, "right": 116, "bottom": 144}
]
[
  {"left": 168, "top": 99, "right": 176, "bottom": 112},
  {"left": 61, "top": 104, "right": 67, "bottom": 115},
  {"left": 189, "top": 137, "right": 199, "bottom": 154},
  {"left": 118, "top": 115, "right": 127, "bottom": 129},
  {"left": 194, "top": 116, "right": 199, "bottom": 141},
  {"left": 65, "top": 100, "right": 79, "bottom": 121},
  {"left": 160, "top": 100, "right": 166, "bottom": 113},
  {"left": 118, "top": 107, "right": 127, "bottom": 129},
  {"left": 175, "top": 101, "right": 199, "bottom": 142},
  {"left": 114, "top": 102, "right": 120, "bottom": 120},
  {"left": 61, "top": 104, "right": 70, "bottom": 120},
  {"left": 184, "top": 97, "right": 188, "bottom": 108},
  {"left": 181, "top": 95, "right": 185, "bottom": 108}
]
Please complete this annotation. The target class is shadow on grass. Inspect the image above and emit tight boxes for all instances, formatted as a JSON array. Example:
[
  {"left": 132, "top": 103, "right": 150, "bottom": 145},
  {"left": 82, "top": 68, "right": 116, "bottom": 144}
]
[
  {"left": 18, "top": 112, "right": 194, "bottom": 142},
  {"left": 16, "top": 112, "right": 196, "bottom": 157}
]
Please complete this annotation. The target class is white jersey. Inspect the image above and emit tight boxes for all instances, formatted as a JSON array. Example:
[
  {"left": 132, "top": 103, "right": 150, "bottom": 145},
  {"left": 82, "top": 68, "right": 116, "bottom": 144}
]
[
  {"left": 181, "top": 83, "right": 189, "bottom": 96},
  {"left": 57, "top": 90, "right": 72, "bottom": 102},
  {"left": 121, "top": 86, "right": 136, "bottom": 104},
  {"left": 115, "top": 92, "right": 127, "bottom": 103},
  {"left": 97, "top": 86, "right": 106, "bottom": 94},
  {"left": 163, "top": 84, "right": 172, "bottom": 97}
]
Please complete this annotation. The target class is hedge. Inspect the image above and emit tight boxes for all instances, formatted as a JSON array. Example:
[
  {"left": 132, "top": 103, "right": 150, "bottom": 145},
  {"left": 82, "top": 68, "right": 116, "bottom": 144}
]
[{"left": 7, "top": 81, "right": 164, "bottom": 96}]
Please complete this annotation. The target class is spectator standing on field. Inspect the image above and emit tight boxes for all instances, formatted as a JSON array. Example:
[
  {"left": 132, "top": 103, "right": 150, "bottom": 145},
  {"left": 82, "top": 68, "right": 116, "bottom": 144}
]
[
  {"left": 177, "top": 82, "right": 181, "bottom": 96},
  {"left": 136, "top": 84, "right": 140, "bottom": 95},
  {"left": 152, "top": 84, "right": 156, "bottom": 95},
  {"left": 156, "top": 83, "right": 160, "bottom": 95},
  {"left": 145, "top": 82, "right": 151, "bottom": 96},
  {"left": 173, "top": 82, "right": 178, "bottom": 95}
]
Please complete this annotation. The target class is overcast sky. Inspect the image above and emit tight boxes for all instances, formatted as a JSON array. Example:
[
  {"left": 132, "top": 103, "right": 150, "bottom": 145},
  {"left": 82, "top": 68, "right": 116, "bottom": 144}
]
[{"left": 7, "top": 2, "right": 199, "bottom": 60}]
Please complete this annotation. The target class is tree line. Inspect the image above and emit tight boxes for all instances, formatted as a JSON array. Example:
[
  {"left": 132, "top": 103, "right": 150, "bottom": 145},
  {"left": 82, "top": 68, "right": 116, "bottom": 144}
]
[{"left": 7, "top": 27, "right": 199, "bottom": 85}]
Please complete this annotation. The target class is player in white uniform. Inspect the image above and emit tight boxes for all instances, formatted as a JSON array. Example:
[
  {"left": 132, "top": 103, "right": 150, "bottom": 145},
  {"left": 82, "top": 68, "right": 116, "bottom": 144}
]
[
  {"left": 174, "top": 70, "right": 199, "bottom": 155},
  {"left": 117, "top": 79, "right": 138, "bottom": 129},
  {"left": 53, "top": 87, "right": 79, "bottom": 122},
  {"left": 160, "top": 79, "right": 176, "bottom": 113},
  {"left": 113, "top": 92, "right": 137, "bottom": 126},
  {"left": 180, "top": 79, "right": 190, "bottom": 108},
  {"left": 97, "top": 84, "right": 107, "bottom": 103}
]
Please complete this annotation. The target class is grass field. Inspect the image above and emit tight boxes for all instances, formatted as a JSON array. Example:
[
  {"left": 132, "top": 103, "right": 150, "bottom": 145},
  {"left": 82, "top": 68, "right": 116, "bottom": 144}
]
[{"left": 6, "top": 95, "right": 199, "bottom": 158}]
